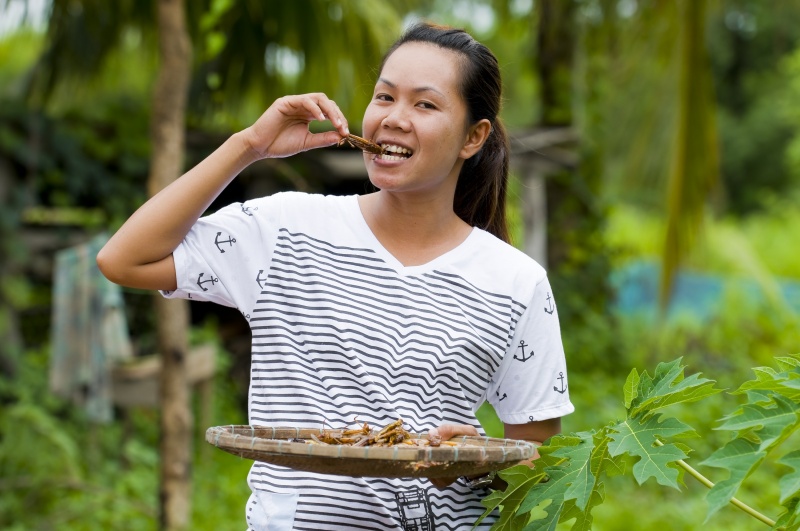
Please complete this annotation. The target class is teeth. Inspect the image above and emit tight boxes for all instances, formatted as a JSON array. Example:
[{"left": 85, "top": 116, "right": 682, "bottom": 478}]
[{"left": 380, "top": 144, "right": 412, "bottom": 156}]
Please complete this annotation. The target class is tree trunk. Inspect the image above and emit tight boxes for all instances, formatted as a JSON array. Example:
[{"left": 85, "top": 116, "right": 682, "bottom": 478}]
[
  {"left": 536, "top": 0, "right": 614, "bottom": 360},
  {"left": 148, "top": 0, "right": 192, "bottom": 529}
]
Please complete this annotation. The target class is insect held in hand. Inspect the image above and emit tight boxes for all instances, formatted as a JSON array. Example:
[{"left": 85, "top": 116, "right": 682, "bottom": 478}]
[{"left": 338, "top": 133, "right": 385, "bottom": 155}]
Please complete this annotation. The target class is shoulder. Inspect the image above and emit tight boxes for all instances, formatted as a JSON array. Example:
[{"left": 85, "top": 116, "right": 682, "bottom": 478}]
[
  {"left": 472, "top": 229, "right": 547, "bottom": 283},
  {"left": 247, "top": 191, "right": 350, "bottom": 208},
  {"left": 448, "top": 228, "right": 548, "bottom": 304},
  {"left": 243, "top": 191, "right": 355, "bottom": 221}
]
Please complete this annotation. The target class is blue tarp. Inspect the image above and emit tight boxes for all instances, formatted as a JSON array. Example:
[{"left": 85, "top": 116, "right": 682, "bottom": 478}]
[{"left": 612, "top": 261, "right": 800, "bottom": 320}]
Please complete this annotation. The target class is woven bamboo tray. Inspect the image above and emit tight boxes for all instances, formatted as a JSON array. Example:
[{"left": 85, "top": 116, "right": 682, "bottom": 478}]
[{"left": 206, "top": 425, "right": 535, "bottom": 478}]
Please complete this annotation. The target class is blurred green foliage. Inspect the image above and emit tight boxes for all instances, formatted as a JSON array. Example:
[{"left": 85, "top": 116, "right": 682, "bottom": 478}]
[
  {"left": 0, "top": 334, "right": 251, "bottom": 530},
  {"left": 1, "top": 0, "right": 800, "bottom": 529}
]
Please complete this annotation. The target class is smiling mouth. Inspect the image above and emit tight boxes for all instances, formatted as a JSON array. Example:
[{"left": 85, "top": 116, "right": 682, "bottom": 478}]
[{"left": 378, "top": 144, "right": 413, "bottom": 161}]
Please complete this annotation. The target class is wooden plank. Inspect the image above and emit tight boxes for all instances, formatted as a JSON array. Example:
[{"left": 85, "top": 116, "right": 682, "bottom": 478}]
[{"left": 111, "top": 343, "right": 216, "bottom": 408}]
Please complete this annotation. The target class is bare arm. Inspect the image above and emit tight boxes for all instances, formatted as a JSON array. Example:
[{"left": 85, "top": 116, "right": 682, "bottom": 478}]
[
  {"left": 96, "top": 93, "right": 349, "bottom": 290},
  {"left": 427, "top": 417, "right": 562, "bottom": 490}
]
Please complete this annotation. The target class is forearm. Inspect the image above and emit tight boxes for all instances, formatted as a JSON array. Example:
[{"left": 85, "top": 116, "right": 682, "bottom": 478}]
[{"left": 97, "top": 130, "right": 258, "bottom": 287}]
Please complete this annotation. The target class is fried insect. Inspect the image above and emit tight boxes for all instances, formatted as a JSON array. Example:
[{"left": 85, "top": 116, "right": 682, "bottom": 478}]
[
  {"left": 302, "top": 418, "right": 447, "bottom": 448},
  {"left": 337, "top": 133, "right": 385, "bottom": 155}
]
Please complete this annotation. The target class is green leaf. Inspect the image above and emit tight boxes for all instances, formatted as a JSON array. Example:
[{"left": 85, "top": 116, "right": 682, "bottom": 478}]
[
  {"left": 701, "top": 438, "right": 766, "bottom": 518},
  {"left": 623, "top": 368, "right": 640, "bottom": 409},
  {"left": 523, "top": 502, "right": 561, "bottom": 531},
  {"left": 715, "top": 394, "right": 800, "bottom": 451},
  {"left": 629, "top": 358, "right": 721, "bottom": 419},
  {"left": 476, "top": 465, "right": 546, "bottom": 531},
  {"left": 590, "top": 429, "right": 629, "bottom": 478},
  {"left": 734, "top": 360, "right": 800, "bottom": 402},
  {"left": 549, "top": 490, "right": 604, "bottom": 531},
  {"left": 775, "top": 356, "right": 800, "bottom": 371},
  {"left": 779, "top": 450, "right": 800, "bottom": 505},
  {"left": 518, "top": 434, "right": 594, "bottom": 521},
  {"left": 606, "top": 415, "right": 695, "bottom": 489},
  {"left": 773, "top": 496, "right": 800, "bottom": 531}
]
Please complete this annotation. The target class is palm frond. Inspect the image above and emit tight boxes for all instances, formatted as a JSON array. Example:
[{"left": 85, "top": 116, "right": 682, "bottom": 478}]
[
  {"left": 27, "top": 0, "right": 159, "bottom": 103},
  {"left": 660, "top": 0, "right": 720, "bottom": 308},
  {"left": 193, "top": 0, "right": 404, "bottom": 128}
]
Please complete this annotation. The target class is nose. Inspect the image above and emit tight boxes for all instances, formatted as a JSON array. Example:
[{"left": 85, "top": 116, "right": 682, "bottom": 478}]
[{"left": 380, "top": 104, "right": 412, "bottom": 132}]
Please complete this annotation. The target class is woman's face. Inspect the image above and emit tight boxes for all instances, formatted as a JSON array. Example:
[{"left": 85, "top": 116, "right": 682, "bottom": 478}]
[{"left": 362, "top": 42, "right": 475, "bottom": 196}]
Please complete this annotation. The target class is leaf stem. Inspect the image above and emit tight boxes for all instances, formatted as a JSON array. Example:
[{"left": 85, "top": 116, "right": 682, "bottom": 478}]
[{"left": 653, "top": 440, "right": 778, "bottom": 527}]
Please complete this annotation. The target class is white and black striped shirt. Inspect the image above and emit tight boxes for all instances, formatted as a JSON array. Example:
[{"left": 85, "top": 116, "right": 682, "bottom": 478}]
[{"left": 163, "top": 192, "right": 573, "bottom": 530}]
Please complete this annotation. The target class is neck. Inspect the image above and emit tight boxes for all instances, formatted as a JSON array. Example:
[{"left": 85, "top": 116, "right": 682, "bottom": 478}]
[{"left": 357, "top": 191, "right": 473, "bottom": 267}]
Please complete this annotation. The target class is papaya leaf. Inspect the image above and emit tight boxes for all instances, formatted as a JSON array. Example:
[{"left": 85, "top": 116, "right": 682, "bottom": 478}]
[
  {"left": 624, "top": 368, "right": 639, "bottom": 409},
  {"left": 775, "top": 356, "right": 800, "bottom": 371},
  {"left": 547, "top": 489, "right": 605, "bottom": 531},
  {"left": 606, "top": 414, "right": 695, "bottom": 489},
  {"left": 524, "top": 502, "right": 561, "bottom": 531},
  {"left": 632, "top": 369, "right": 655, "bottom": 412},
  {"left": 772, "top": 496, "right": 799, "bottom": 531},
  {"left": 778, "top": 450, "right": 800, "bottom": 505},
  {"left": 734, "top": 359, "right": 800, "bottom": 402},
  {"left": 628, "top": 358, "right": 721, "bottom": 420},
  {"left": 518, "top": 434, "right": 594, "bottom": 523},
  {"left": 715, "top": 394, "right": 800, "bottom": 451},
  {"left": 701, "top": 438, "right": 766, "bottom": 518},
  {"left": 784, "top": 376, "right": 800, "bottom": 392},
  {"left": 476, "top": 464, "right": 546, "bottom": 531},
  {"left": 590, "top": 428, "right": 629, "bottom": 478}
]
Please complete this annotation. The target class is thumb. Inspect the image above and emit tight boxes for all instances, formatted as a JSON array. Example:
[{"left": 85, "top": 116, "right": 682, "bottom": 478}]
[
  {"left": 429, "top": 424, "right": 479, "bottom": 441},
  {"left": 304, "top": 130, "right": 344, "bottom": 151}
]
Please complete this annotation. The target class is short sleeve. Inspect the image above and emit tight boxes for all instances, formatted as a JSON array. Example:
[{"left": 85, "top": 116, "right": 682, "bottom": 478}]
[
  {"left": 159, "top": 194, "right": 283, "bottom": 312},
  {"left": 486, "top": 275, "right": 574, "bottom": 424}
]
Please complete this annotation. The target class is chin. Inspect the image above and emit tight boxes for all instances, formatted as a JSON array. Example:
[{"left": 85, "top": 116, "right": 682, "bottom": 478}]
[{"left": 365, "top": 171, "right": 408, "bottom": 192}]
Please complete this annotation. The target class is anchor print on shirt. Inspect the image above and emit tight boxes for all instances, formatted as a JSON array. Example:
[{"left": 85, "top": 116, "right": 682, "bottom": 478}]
[
  {"left": 196, "top": 272, "right": 219, "bottom": 292},
  {"left": 544, "top": 292, "right": 555, "bottom": 314},
  {"left": 214, "top": 232, "right": 236, "bottom": 253},
  {"left": 554, "top": 372, "right": 567, "bottom": 394},
  {"left": 496, "top": 388, "right": 507, "bottom": 402},
  {"left": 241, "top": 203, "right": 258, "bottom": 217},
  {"left": 256, "top": 270, "right": 268, "bottom": 290},
  {"left": 513, "top": 340, "right": 534, "bottom": 362}
]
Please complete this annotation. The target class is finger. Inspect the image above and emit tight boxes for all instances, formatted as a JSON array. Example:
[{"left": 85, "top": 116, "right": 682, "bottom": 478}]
[
  {"left": 332, "top": 102, "right": 349, "bottom": 136},
  {"left": 303, "top": 130, "right": 344, "bottom": 151},
  {"left": 299, "top": 94, "right": 328, "bottom": 123},
  {"left": 431, "top": 424, "right": 479, "bottom": 441},
  {"left": 292, "top": 93, "right": 348, "bottom": 137},
  {"left": 316, "top": 96, "right": 349, "bottom": 136},
  {"left": 429, "top": 476, "right": 458, "bottom": 490}
]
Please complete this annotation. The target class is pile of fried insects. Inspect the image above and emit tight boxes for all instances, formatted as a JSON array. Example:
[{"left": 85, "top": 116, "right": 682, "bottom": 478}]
[{"left": 292, "top": 418, "right": 460, "bottom": 448}]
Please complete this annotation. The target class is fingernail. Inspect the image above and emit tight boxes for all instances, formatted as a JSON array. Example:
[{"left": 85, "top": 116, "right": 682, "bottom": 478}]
[{"left": 345, "top": 126, "right": 350, "bottom": 135}]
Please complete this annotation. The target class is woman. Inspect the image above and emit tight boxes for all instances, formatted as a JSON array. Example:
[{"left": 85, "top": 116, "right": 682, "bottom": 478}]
[{"left": 98, "top": 22, "right": 573, "bottom": 531}]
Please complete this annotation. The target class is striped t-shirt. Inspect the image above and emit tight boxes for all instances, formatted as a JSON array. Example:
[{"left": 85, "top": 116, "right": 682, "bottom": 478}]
[{"left": 162, "top": 192, "right": 573, "bottom": 530}]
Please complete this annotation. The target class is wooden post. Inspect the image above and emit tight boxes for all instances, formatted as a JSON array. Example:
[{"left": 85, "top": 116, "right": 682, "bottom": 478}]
[{"left": 148, "top": 0, "right": 192, "bottom": 529}]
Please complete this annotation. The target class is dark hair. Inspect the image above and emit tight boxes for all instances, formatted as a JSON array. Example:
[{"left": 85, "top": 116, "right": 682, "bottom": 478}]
[{"left": 381, "top": 22, "right": 510, "bottom": 243}]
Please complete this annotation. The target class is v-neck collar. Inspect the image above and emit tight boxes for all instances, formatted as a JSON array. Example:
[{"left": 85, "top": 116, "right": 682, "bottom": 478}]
[{"left": 347, "top": 195, "right": 478, "bottom": 276}]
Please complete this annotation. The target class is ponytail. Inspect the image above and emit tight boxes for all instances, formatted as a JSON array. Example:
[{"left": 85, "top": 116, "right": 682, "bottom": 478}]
[{"left": 454, "top": 119, "right": 510, "bottom": 243}]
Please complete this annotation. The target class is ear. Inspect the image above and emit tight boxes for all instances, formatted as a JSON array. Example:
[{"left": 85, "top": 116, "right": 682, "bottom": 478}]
[{"left": 459, "top": 119, "right": 492, "bottom": 160}]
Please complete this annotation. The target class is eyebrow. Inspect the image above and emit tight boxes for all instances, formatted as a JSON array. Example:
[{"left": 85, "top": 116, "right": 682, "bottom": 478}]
[{"left": 377, "top": 77, "right": 445, "bottom": 98}]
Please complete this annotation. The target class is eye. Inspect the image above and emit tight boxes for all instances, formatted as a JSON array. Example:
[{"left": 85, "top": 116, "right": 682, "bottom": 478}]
[
  {"left": 417, "top": 101, "right": 437, "bottom": 110},
  {"left": 374, "top": 93, "right": 393, "bottom": 102}
]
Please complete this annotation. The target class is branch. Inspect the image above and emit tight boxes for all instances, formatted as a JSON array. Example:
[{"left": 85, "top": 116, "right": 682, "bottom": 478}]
[{"left": 653, "top": 440, "right": 778, "bottom": 528}]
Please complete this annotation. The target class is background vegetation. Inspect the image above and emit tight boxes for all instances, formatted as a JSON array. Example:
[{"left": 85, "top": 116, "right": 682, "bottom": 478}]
[{"left": 1, "top": 0, "right": 799, "bottom": 529}]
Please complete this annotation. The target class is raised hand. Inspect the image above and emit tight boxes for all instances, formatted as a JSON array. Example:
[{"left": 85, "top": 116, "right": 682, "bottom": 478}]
[{"left": 243, "top": 93, "right": 350, "bottom": 159}]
